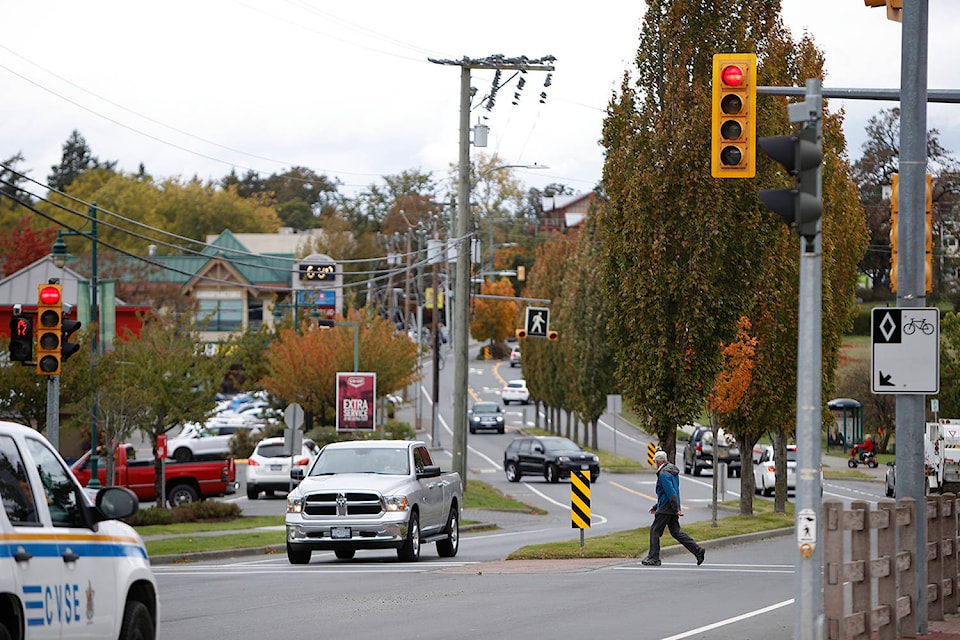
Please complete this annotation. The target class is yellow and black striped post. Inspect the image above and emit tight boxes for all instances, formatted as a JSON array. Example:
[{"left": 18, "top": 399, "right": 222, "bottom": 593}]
[
  {"left": 571, "top": 469, "right": 591, "bottom": 546},
  {"left": 647, "top": 442, "right": 658, "bottom": 466}
]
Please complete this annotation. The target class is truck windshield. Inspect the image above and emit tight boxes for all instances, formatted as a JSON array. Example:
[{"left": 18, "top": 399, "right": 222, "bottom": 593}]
[{"left": 310, "top": 448, "right": 410, "bottom": 476}]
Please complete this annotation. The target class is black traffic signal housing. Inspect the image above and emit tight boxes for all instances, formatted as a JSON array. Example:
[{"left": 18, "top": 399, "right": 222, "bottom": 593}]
[
  {"left": 61, "top": 314, "right": 82, "bottom": 363},
  {"left": 758, "top": 124, "right": 823, "bottom": 243},
  {"left": 711, "top": 53, "right": 756, "bottom": 178},
  {"left": 547, "top": 330, "right": 558, "bottom": 341},
  {"left": 8, "top": 314, "right": 33, "bottom": 363},
  {"left": 515, "top": 328, "right": 526, "bottom": 340},
  {"left": 36, "top": 283, "right": 63, "bottom": 375}
]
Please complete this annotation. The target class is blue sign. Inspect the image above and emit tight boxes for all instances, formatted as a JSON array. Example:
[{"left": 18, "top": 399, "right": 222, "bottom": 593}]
[{"left": 298, "top": 289, "right": 336, "bottom": 307}]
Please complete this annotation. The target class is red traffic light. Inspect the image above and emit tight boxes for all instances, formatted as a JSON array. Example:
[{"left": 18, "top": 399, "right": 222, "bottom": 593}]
[
  {"left": 720, "top": 65, "right": 744, "bottom": 86},
  {"left": 39, "top": 285, "right": 61, "bottom": 305}
]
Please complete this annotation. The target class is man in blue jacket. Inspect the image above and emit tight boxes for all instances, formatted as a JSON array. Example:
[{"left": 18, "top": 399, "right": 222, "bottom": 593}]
[{"left": 642, "top": 450, "right": 706, "bottom": 567}]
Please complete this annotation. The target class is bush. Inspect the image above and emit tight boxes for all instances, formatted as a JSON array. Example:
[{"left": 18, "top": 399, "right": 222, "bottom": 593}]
[
  {"left": 383, "top": 420, "right": 415, "bottom": 440},
  {"left": 126, "top": 500, "right": 243, "bottom": 526}
]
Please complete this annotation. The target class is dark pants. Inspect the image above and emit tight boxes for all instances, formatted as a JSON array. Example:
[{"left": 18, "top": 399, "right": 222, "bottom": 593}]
[{"left": 648, "top": 512, "right": 701, "bottom": 560}]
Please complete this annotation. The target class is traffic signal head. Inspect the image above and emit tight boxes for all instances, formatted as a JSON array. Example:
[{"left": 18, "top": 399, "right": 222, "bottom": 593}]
[
  {"left": 36, "top": 283, "right": 63, "bottom": 375},
  {"left": 890, "top": 173, "right": 899, "bottom": 292},
  {"left": 711, "top": 53, "right": 756, "bottom": 178},
  {"left": 547, "top": 330, "right": 558, "bottom": 341},
  {"left": 926, "top": 173, "right": 934, "bottom": 293},
  {"left": 515, "top": 328, "right": 527, "bottom": 340},
  {"left": 61, "top": 317, "right": 82, "bottom": 362},
  {"left": 758, "top": 125, "right": 823, "bottom": 241},
  {"left": 8, "top": 314, "right": 33, "bottom": 363}
]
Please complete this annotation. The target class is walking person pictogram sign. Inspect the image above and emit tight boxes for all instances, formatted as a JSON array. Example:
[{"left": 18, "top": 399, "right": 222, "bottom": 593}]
[{"left": 525, "top": 307, "right": 549, "bottom": 338}]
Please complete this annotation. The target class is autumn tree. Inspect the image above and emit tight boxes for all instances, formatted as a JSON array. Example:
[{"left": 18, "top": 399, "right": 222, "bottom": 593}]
[
  {"left": 259, "top": 309, "right": 418, "bottom": 426},
  {"left": 0, "top": 215, "right": 57, "bottom": 276},
  {"left": 469, "top": 278, "right": 519, "bottom": 348}
]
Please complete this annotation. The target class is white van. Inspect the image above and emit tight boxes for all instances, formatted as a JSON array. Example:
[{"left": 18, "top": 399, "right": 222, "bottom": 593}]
[{"left": 0, "top": 421, "right": 159, "bottom": 639}]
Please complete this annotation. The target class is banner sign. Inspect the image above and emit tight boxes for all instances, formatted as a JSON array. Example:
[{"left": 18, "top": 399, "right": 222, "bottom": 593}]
[{"left": 336, "top": 372, "right": 377, "bottom": 431}]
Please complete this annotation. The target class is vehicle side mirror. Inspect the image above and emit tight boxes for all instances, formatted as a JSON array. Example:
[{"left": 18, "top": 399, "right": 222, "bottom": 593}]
[
  {"left": 291, "top": 467, "right": 305, "bottom": 481},
  {"left": 418, "top": 465, "right": 442, "bottom": 479},
  {"left": 533, "top": 445, "right": 543, "bottom": 453}
]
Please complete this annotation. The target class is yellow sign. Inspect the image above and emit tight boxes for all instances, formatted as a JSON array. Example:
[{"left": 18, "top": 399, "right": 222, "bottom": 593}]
[{"left": 425, "top": 287, "right": 444, "bottom": 310}]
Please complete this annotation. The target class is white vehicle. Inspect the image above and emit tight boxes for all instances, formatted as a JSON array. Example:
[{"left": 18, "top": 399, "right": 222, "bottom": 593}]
[
  {"left": 0, "top": 421, "right": 158, "bottom": 639},
  {"left": 752, "top": 444, "right": 797, "bottom": 496},
  {"left": 904, "top": 419, "right": 960, "bottom": 495},
  {"left": 169, "top": 420, "right": 260, "bottom": 461},
  {"left": 501, "top": 379, "right": 530, "bottom": 405},
  {"left": 246, "top": 436, "right": 319, "bottom": 500}
]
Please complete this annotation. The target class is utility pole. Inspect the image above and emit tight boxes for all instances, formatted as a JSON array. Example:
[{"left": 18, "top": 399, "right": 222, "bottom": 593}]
[{"left": 429, "top": 54, "right": 555, "bottom": 488}]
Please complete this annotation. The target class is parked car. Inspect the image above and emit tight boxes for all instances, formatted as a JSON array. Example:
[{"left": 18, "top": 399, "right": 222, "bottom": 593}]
[
  {"left": 246, "top": 436, "right": 319, "bottom": 500},
  {"left": 501, "top": 379, "right": 530, "bottom": 405},
  {"left": 169, "top": 421, "right": 260, "bottom": 462},
  {"left": 753, "top": 444, "right": 797, "bottom": 496},
  {"left": 503, "top": 435, "right": 600, "bottom": 483},
  {"left": 509, "top": 346, "right": 521, "bottom": 368},
  {"left": 682, "top": 425, "right": 741, "bottom": 477},
  {"left": 885, "top": 462, "right": 896, "bottom": 497},
  {"left": 469, "top": 401, "right": 506, "bottom": 434}
]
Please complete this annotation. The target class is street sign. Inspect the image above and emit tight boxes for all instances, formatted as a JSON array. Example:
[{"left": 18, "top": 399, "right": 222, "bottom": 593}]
[
  {"left": 284, "top": 403, "right": 304, "bottom": 455},
  {"left": 871, "top": 307, "right": 939, "bottom": 394},
  {"left": 525, "top": 307, "right": 549, "bottom": 338}
]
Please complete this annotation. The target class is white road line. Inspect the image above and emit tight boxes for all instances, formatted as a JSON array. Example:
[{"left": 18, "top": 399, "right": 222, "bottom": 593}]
[
  {"left": 522, "top": 481, "right": 608, "bottom": 525},
  {"left": 660, "top": 598, "right": 794, "bottom": 640}
]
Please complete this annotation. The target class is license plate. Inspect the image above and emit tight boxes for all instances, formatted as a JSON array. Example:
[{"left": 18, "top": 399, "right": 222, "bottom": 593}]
[
  {"left": 269, "top": 464, "right": 282, "bottom": 471},
  {"left": 331, "top": 527, "right": 351, "bottom": 539}
]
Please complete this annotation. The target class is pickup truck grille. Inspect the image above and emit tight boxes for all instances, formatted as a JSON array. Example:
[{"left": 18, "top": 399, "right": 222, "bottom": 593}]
[{"left": 303, "top": 491, "right": 383, "bottom": 517}]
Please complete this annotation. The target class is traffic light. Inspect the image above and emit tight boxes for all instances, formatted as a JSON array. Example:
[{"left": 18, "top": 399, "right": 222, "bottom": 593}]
[
  {"left": 890, "top": 174, "right": 899, "bottom": 292},
  {"left": 61, "top": 315, "right": 82, "bottom": 362},
  {"left": 547, "top": 330, "right": 558, "bottom": 341},
  {"left": 36, "top": 283, "right": 63, "bottom": 375},
  {"left": 758, "top": 124, "right": 823, "bottom": 242},
  {"left": 8, "top": 314, "right": 33, "bottom": 363},
  {"left": 925, "top": 173, "right": 934, "bottom": 293},
  {"left": 515, "top": 328, "right": 526, "bottom": 340},
  {"left": 711, "top": 53, "right": 756, "bottom": 178}
]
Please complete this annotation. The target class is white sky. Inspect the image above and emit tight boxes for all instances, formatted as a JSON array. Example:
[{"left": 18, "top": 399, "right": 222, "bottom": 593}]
[{"left": 2, "top": 1, "right": 959, "bottom": 202}]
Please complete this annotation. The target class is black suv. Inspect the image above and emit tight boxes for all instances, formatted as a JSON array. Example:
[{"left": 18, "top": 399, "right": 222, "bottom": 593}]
[
  {"left": 682, "top": 426, "right": 741, "bottom": 477},
  {"left": 503, "top": 436, "right": 600, "bottom": 483}
]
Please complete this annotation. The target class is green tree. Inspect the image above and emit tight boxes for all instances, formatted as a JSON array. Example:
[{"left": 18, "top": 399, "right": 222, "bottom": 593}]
[{"left": 47, "top": 130, "right": 116, "bottom": 191}]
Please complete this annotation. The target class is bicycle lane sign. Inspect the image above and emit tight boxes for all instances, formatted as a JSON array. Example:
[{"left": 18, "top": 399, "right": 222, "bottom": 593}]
[{"left": 871, "top": 307, "right": 939, "bottom": 394}]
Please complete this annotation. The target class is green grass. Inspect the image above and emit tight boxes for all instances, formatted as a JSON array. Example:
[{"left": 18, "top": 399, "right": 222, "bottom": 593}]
[
  {"left": 507, "top": 499, "right": 795, "bottom": 560},
  {"left": 140, "top": 480, "right": 539, "bottom": 557}
]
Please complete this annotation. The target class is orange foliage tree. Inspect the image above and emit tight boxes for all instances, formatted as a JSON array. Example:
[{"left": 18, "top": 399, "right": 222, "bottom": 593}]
[{"left": 470, "top": 277, "right": 519, "bottom": 350}]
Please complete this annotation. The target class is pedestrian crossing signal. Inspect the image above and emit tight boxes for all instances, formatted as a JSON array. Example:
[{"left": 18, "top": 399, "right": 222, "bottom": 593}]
[{"left": 515, "top": 328, "right": 526, "bottom": 340}]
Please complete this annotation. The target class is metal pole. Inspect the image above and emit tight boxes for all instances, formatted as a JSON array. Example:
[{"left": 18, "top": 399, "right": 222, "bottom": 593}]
[
  {"left": 87, "top": 204, "right": 101, "bottom": 489},
  {"left": 431, "top": 250, "right": 441, "bottom": 447},
  {"left": 46, "top": 377, "right": 59, "bottom": 450},
  {"left": 452, "top": 65, "right": 471, "bottom": 487},
  {"left": 794, "top": 79, "right": 824, "bottom": 640},
  {"left": 897, "top": 2, "right": 930, "bottom": 634}
]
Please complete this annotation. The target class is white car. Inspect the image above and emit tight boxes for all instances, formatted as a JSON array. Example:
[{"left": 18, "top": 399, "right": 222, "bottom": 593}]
[
  {"left": 169, "top": 421, "right": 261, "bottom": 462},
  {"left": 509, "top": 346, "right": 521, "bottom": 368},
  {"left": 752, "top": 444, "right": 797, "bottom": 496},
  {"left": 501, "top": 379, "right": 530, "bottom": 405},
  {"left": 246, "top": 436, "right": 319, "bottom": 499}
]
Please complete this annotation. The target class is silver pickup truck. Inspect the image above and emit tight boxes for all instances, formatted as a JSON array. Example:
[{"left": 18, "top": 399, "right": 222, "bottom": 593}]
[{"left": 285, "top": 439, "right": 462, "bottom": 563}]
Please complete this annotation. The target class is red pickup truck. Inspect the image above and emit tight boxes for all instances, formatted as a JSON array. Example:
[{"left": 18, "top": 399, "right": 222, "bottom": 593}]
[{"left": 71, "top": 443, "right": 239, "bottom": 507}]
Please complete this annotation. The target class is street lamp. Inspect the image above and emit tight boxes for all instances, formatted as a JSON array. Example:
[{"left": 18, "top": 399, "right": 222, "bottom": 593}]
[{"left": 52, "top": 204, "right": 101, "bottom": 488}]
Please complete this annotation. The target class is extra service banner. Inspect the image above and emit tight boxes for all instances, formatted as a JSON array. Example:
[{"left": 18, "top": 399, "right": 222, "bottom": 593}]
[{"left": 336, "top": 372, "right": 377, "bottom": 431}]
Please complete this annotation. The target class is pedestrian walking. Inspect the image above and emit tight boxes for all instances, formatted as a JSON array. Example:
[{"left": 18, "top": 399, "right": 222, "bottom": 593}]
[{"left": 641, "top": 450, "right": 706, "bottom": 567}]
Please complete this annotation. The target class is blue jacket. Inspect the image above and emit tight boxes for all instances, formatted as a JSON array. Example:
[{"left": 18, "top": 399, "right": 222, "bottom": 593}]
[{"left": 655, "top": 462, "right": 682, "bottom": 514}]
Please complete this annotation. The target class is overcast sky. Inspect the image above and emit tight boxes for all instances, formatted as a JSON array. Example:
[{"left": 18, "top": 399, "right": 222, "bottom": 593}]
[{"left": 2, "top": 1, "right": 959, "bottom": 202}]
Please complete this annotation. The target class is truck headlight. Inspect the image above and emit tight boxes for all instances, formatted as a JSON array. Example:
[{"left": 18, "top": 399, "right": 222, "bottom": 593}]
[
  {"left": 496, "top": 416, "right": 504, "bottom": 423},
  {"left": 384, "top": 495, "right": 409, "bottom": 512},
  {"left": 287, "top": 495, "right": 304, "bottom": 513}
]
